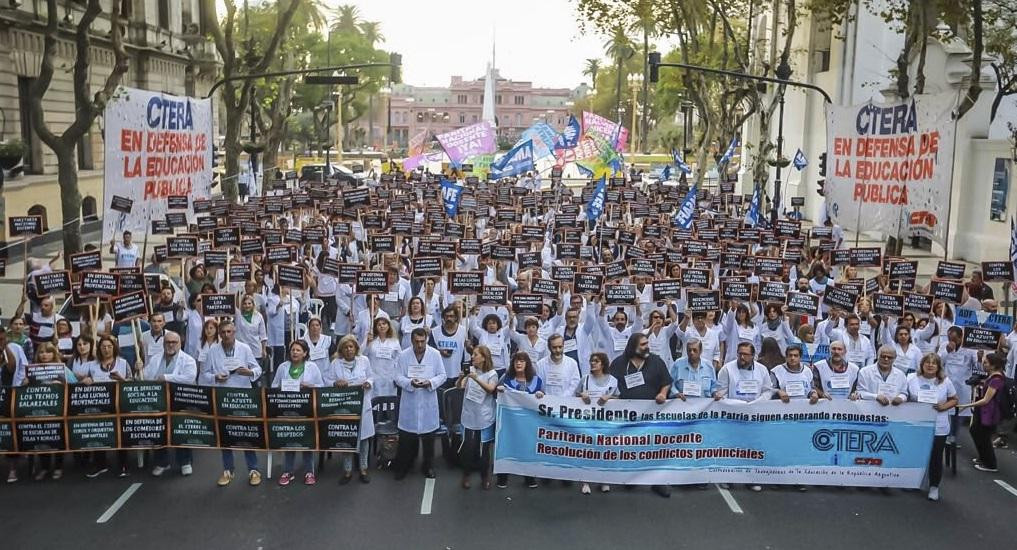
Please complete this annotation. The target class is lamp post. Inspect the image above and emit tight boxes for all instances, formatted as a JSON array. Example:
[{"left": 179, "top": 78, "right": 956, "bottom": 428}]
[
  {"left": 771, "top": 59, "right": 792, "bottom": 225},
  {"left": 680, "top": 98, "right": 694, "bottom": 185},
  {"left": 627, "top": 73, "right": 643, "bottom": 152},
  {"left": 380, "top": 86, "right": 391, "bottom": 152}
]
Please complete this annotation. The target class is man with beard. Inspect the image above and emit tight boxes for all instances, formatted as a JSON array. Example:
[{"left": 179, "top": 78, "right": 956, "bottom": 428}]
[{"left": 608, "top": 332, "right": 672, "bottom": 498}]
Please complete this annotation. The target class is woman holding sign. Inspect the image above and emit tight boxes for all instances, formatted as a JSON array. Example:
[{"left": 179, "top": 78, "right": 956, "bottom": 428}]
[
  {"left": 906, "top": 353, "right": 957, "bottom": 501},
  {"left": 496, "top": 352, "right": 544, "bottom": 489},
  {"left": 235, "top": 295, "right": 269, "bottom": 377},
  {"left": 577, "top": 351, "right": 618, "bottom": 495},
  {"left": 29, "top": 343, "right": 77, "bottom": 481},
  {"left": 302, "top": 317, "right": 336, "bottom": 374},
  {"left": 365, "top": 317, "right": 402, "bottom": 397},
  {"left": 400, "top": 297, "right": 434, "bottom": 350},
  {"left": 457, "top": 345, "right": 498, "bottom": 490},
  {"left": 271, "top": 340, "right": 324, "bottom": 486},
  {"left": 325, "top": 335, "right": 374, "bottom": 484},
  {"left": 81, "top": 336, "right": 131, "bottom": 479}
]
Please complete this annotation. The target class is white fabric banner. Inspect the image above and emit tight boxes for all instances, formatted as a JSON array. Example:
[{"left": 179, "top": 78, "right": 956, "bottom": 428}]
[
  {"left": 102, "top": 87, "right": 213, "bottom": 242},
  {"left": 824, "top": 94, "right": 955, "bottom": 244}
]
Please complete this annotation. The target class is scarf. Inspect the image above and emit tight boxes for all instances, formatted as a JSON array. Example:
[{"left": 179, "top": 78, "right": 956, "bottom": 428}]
[{"left": 288, "top": 361, "right": 305, "bottom": 380}]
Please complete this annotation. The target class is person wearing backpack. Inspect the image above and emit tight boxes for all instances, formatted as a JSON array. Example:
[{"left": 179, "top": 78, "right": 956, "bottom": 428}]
[{"left": 957, "top": 352, "right": 1008, "bottom": 472}]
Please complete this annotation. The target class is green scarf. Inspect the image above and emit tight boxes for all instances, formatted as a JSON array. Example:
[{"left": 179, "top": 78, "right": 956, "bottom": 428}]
[
  {"left": 242, "top": 311, "right": 254, "bottom": 323},
  {"left": 288, "top": 361, "right": 305, "bottom": 380}
]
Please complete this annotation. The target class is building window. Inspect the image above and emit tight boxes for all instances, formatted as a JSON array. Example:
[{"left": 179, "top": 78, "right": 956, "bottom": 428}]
[
  {"left": 182, "top": 0, "right": 193, "bottom": 30},
  {"left": 810, "top": 14, "right": 832, "bottom": 73},
  {"left": 158, "top": 0, "right": 170, "bottom": 30},
  {"left": 514, "top": 96, "right": 524, "bottom": 105},
  {"left": 516, "top": 113, "right": 522, "bottom": 125},
  {"left": 459, "top": 113, "right": 465, "bottom": 124},
  {"left": 990, "top": 158, "right": 1011, "bottom": 222},
  {"left": 457, "top": 94, "right": 468, "bottom": 104},
  {"left": 496, "top": 95, "right": 502, "bottom": 104},
  {"left": 27, "top": 205, "right": 48, "bottom": 232},
  {"left": 82, "top": 196, "right": 98, "bottom": 222}
]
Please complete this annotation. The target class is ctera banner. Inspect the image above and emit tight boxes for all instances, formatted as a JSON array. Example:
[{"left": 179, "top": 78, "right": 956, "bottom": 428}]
[
  {"left": 0, "top": 382, "right": 362, "bottom": 454},
  {"left": 824, "top": 94, "right": 956, "bottom": 246},
  {"left": 494, "top": 392, "right": 935, "bottom": 488},
  {"left": 102, "top": 87, "right": 213, "bottom": 243}
]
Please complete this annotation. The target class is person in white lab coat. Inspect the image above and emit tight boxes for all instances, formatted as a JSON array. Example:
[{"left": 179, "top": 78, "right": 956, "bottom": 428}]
[
  {"left": 577, "top": 351, "right": 619, "bottom": 495},
  {"left": 324, "top": 335, "right": 375, "bottom": 484},
  {"left": 201, "top": 321, "right": 263, "bottom": 487},
  {"left": 365, "top": 316, "right": 402, "bottom": 397},
  {"left": 148, "top": 331, "right": 197, "bottom": 476},
  {"left": 853, "top": 345, "right": 909, "bottom": 405},
  {"left": 906, "top": 353, "right": 957, "bottom": 501},
  {"left": 714, "top": 342, "right": 774, "bottom": 404},
  {"left": 235, "top": 294, "right": 269, "bottom": 376},
  {"left": 535, "top": 335, "right": 581, "bottom": 397},
  {"left": 271, "top": 340, "right": 324, "bottom": 486},
  {"left": 457, "top": 345, "right": 499, "bottom": 490},
  {"left": 302, "top": 317, "right": 336, "bottom": 373},
  {"left": 393, "top": 328, "right": 446, "bottom": 480}
]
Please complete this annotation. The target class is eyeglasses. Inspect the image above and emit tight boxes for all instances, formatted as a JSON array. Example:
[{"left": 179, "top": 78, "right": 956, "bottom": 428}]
[
  {"left": 165, "top": 340, "right": 181, "bottom": 345},
  {"left": 879, "top": 354, "right": 895, "bottom": 359}
]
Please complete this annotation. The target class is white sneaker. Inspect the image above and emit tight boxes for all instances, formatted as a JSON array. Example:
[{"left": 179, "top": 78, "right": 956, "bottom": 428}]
[
  {"left": 581, "top": 483, "right": 591, "bottom": 495},
  {"left": 151, "top": 466, "right": 169, "bottom": 477},
  {"left": 181, "top": 464, "right": 193, "bottom": 476},
  {"left": 600, "top": 485, "right": 611, "bottom": 493},
  {"left": 928, "top": 486, "right": 940, "bottom": 501},
  {"left": 750, "top": 485, "right": 763, "bottom": 492}
]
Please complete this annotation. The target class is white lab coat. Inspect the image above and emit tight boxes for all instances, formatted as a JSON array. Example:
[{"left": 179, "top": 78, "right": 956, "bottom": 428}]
[
  {"left": 323, "top": 355, "right": 375, "bottom": 440},
  {"left": 302, "top": 333, "right": 333, "bottom": 373},
  {"left": 395, "top": 346, "right": 447, "bottom": 434},
  {"left": 535, "top": 355, "right": 582, "bottom": 397},
  {"left": 365, "top": 337, "right": 401, "bottom": 397},
  {"left": 84, "top": 358, "right": 132, "bottom": 382},
  {"left": 234, "top": 311, "right": 268, "bottom": 359},
  {"left": 144, "top": 351, "right": 198, "bottom": 384},
  {"left": 271, "top": 361, "right": 325, "bottom": 389},
  {"left": 199, "top": 341, "right": 262, "bottom": 387},
  {"left": 856, "top": 364, "right": 909, "bottom": 401}
]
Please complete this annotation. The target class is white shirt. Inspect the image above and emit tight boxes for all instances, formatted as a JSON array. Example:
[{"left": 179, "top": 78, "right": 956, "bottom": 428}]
[
  {"left": 460, "top": 369, "right": 499, "bottom": 431},
  {"left": 323, "top": 355, "right": 375, "bottom": 439},
  {"left": 235, "top": 311, "right": 268, "bottom": 358},
  {"left": 906, "top": 374, "right": 957, "bottom": 435},
  {"left": 813, "top": 360, "right": 860, "bottom": 399},
  {"left": 394, "top": 346, "right": 447, "bottom": 434},
  {"left": 199, "top": 341, "right": 262, "bottom": 387},
  {"left": 856, "top": 364, "right": 908, "bottom": 402},
  {"left": 365, "top": 337, "right": 402, "bottom": 397},
  {"left": 271, "top": 360, "right": 325, "bottom": 389},
  {"left": 84, "top": 358, "right": 132, "bottom": 382},
  {"left": 113, "top": 242, "right": 140, "bottom": 268},
  {"left": 771, "top": 363, "right": 816, "bottom": 399},
  {"left": 144, "top": 351, "right": 198, "bottom": 384},
  {"left": 535, "top": 355, "right": 581, "bottom": 397},
  {"left": 716, "top": 361, "right": 774, "bottom": 402}
]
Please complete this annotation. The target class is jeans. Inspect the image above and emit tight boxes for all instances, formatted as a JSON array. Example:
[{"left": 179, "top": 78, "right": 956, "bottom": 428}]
[
  {"left": 970, "top": 420, "right": 998, "bottom": 469},
  {"left": 394, "top": 430, "right": 435, "bottom": 474},
  {"left": 221, "top": 450, "right": 259, "bottom": 473},
  {"left": 928, "top": 435, "right": 946, "bottom": 487},
  {"left": 283, "top": 451, "right": 314, "bottom": 474},
  {"left": 155, "top": 448, "right": 193, "bottom": 468},
  {"left": 342, "top": 439, "right": 370, "bottom": 473}
]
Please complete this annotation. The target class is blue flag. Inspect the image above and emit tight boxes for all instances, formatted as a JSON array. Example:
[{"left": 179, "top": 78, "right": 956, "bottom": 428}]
[
  {"left": 673, "top": 185, "right": 698, "bottom": 229},
  {"left": 744, "top": 184, "right": 762, "bottom": 227},
  {"left": 576, "top": 163, "right": 593, "bottom": 178},
  {"left": 671, "top": 148, "right": 692, "bottom": 174},
  {"left": 490, "top": 140, "right": 535, "bottom": 180},
  {"left": 441, "top": 178, "right": 464, "bottom": 218},
  {"left": 719, "top": 136, "right": 739, "bottom": 166},
  {"left": 793, "top": 148, "right": 808, "bottom": 171},
  {"left": 587, "top": 176, "right": 607, "bottom": 222},
  {"left": 555, "top": 115, "right": 581, "bottom": 150},
  {"left": 661, "top": 165, "right": 671, "bottom": 182}
]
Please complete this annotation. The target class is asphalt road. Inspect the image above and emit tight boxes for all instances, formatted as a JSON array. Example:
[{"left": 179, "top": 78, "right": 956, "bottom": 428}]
[{"left": 1, "top": 434, "right": 1016, "bottom": 550}]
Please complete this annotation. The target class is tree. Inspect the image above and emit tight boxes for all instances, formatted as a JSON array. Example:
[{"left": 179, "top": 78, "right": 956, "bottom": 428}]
[
  {"left": 29, "top": 0, "right": 128, "bottom": 259},
  {"left": 203, "top": 0, "right": 304, "bottom": 202},
  {"left": 604, "top": 26, "right": 635, "bottom": 120},
  {"left": 582, "top": 59, "right": 601, "bottom": 88},
  {"left": 985, "top": 0, "right": 1017, "bottom": 121}
]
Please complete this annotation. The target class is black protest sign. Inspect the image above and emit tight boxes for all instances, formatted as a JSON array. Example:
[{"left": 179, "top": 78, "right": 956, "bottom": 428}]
[
  {"left": 267, "top": 420, "right": 316, "bottom": 450},
  {"left": 240, "top": 238, "right": 263, "bottom": 258},
  {"left": 112, "top": 291, "right": 149, "bottom": 323},
  {"left": 652, "top": 279, "right": 683, "bottom": 301},
  {"left": 823, "top": 286, "right": 858, "bottom": 312},
  {"left": 681, "top": 268, "right": 710, "bottom": 290},
  {"left": 67, "top": 383, "right": 116, "bottom": 416},
  {"left": 685, "top": 240, "right": 708, "bottom": 258},
  {"left": 265, "top": 245, "right": 295, "bottom": 264},
  {"left": 872, "top": 293, "right": 905, "bottom": 317},
  {"left": 850, "top": 247, "right": 882, "bottom": 267},
  {"left": 449, "top": 271, "right": 484, "bottom": 295},
  {"left": 981, "top": 261, "right": 1014, "bottom": 282},
  {"left": 170, "top": 415, "right": 217, "bottom": 447},
  {"left": 70, "top": 250, "right": 102, "bottom": 273},
  {"left": 903, "top": 293, "right": 935, "bottom": 315},
  {"left": 755, "top": 257, "right": 785, "bottom": 277},
  {"left": 532, "top": 278, "right": 561, "bottom": 298},
  {"left": 963, "top": 327, "right": 1001, "bottom": 351},
  {"left": 411, "top": 257, "right": 443, "bottom": 279},
  {"left": 831, "top": 249, "right": 852, "bottom": 266},
  {"left": 605, "top": 260, "right": 629, "bottom": 281},
  {"left": 837, "top": 280, "right": 865, "bottom": 296},
  {"left": 491, "top": 245, "right": 515, "bottom": 261},
  {"left": 604, "top": 284, "right": 637, "bottom": 306},
  {"left": 68, "top": 418, "right": 117, "bottom": 450},
  {"left": 888, "top": 260, "right": 918, "bottom": 280},
  {"left": 14, "top": 385, "right": 65, "bottom": 418},
  {"left": 336, "top": 263, "right": 361, "bottom": 285},
  {"left": 774, "top": 219, "right": 801, "bottom": 239},
  {"left": 317, "top": 418, "right": 360, "bottom": 451},
  {"left": 25, "top": 364, "right": 66, "bottom": 385},
  {"left": 215, "top": 387, "right": 263, "bottom": 418},
  {"left": 203, "top": 250, "right": 228, "bottom": 269},
  {"left": 265, "top": 389, "right": 314, "bottom": 418},
  {"left": 169, "top": 383, "right": 214, "bottom": 415},
  {"left": 8, "top": 215, "right": 43, "bottom": 237},
  {"left": 354, "top": 270, "right": 388, "bottom": 294},
  {"left": 458, "top": 239, "right": 481, "bottom": 255},
  {"left": 722, "top": 280, "right": 754, "bottom": 302},
  {"left": 16, "top": 420, "right": 66, "bottom": 452},
  {"left": 110, "top": 195, "right": 134, "bottom": 214},
  {"left": 167, "top": 195, "right": 189, "bottom": 210},
  {"left": 785, "top": 292, "right": 820, "bottom": 316},
  {"left": 217, "top": 419, "right": 266, "bottom": 449},
  {"left": 629, "top": 259, "right": 657, "bottom": 277},
  {"left": 320, "top": 258, "right": 340, "bottom": 277},
  {"left": 284, "top": 229, "right": 303, "bottom": 245},
  {"left": 551, "top": 265, "right": 576, "bottom": 282},
  {"left": 118, "top": 272, "right": 145, "bottom": 295},
  {"left": 303, "top": 226, "right": 327, "bottom": 243},
  {"left": 930, "top": 280, "right": 965, "bottom": 304},
  {"left": 369, "top": 234, "right": 396, "bottom": 253},
  {"left": 167, "top": 237, "right": 198, "bottom": 258},
  {"left": 165, "top": 212, "right": 188, "bottom": 228},
  {"left": 343, "top": 188, "right": 371, "bottom": 208},
  {"left": 119, "top": 382, "right": 167, "bottom": 414},
  {"left": 201, "top": 294, "right": 236, "bottom": 317},
  {"left": 315, "top": 387, "right": 363, "bottom": 417},
  {"left": 277, "top": 264, "right": 306, "bottom": 290},
  {"left": 518, "top": 251, "right": 541, "bottom": 270},
  {"left": 151, "top": 219, "right": 173, "bottom": 235},
  {"left": 213, "top": 227, "right": 240, "bottom": 248},
  {"left": 512, "top": 294, "right": 544, "bottom": 315},
  {"left": 790, "top": 196, "right": 806, "bottom": 207},
  {"left": 687, "top": 290, "right": 721, "bottom": 312},
  {"left": 935, "top": 261, "right": 966, "bottom": 280},
  {"left": 573, "top": 273, "right": 604, "bottom": 295},
  {"left": 479, "top": 285, "right": 508, "bottom": 306},
  {"left": 33, "top": 271, "right": 70, "bottom": 297},
  {"left": 80, "top": 272, "right": 119, "bottom": 298},
  {"left": 197, "top": 216, "right": 218, "bottom": 232}
]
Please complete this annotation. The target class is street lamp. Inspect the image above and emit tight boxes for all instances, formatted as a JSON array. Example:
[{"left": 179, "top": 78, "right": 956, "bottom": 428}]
[
  {"left": 627, "top": 73, "right": 643, "bottom": 152},
  {"left": 770, "top": 58, "right": 792, "bottom": 225},
  {"left": 380, "top": 86, "right": 391, "bottom": 153}
]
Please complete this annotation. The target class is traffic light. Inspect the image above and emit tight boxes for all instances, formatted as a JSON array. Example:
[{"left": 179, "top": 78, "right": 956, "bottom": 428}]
[
  {"left": 816, "top": 179, "right": 825, "bottom": 197},
  {"left": 390, "top": 52, "right": 402, "bottom": 85},
  {"left": 212, "top": 145, "right": 219, "bottom": 168},
  {"left": 648, "top": 52, "right": 661, "bottom": 83},
  {"left": 818, "top": 152, "right": 827, "bottom": 176}
]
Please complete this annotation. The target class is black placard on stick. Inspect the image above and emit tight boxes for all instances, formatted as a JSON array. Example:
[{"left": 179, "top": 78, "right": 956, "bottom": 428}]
[
  {"left": 785, "top": 292, "right": 820, "bottom": 316},
  {"left": 112, "top": 291, "right": 149, "bottom": 323},
  {"left": 551, "top": 265, "right": 576, "bottom": 282},
  {"left": 721, "top": 280, "right": 754, "bottom": 302},
  {"left": 8, "top": 215, "right": 43, "bottom": 237},
  {"left": 652, "top": 279, "right": 683, "bottom": 301},
  {"left": 981, "top": 261, "right": 1013, "bottom": 282},
  {"left": 201, "top": 294, "right": 236, "bottom": 317},
  {"left": 758, "top": 281, "right": 788, "bottom": 304},
  {"left": 151, "top": 219, "right": 174, "bottom": 235},
  {"left": 67, "top": 383, "right": 116, "bottom": 416},
  {"left": 25, "top": 363, "right": 67, "bottom": 385},
  {"left": 212, "top": 226, "right": 240, "bottom": 248},
  {"left": 277, "top": 264, "right": 306, "bottom": 290},
  {"left": 573, "top": 273, "right": 604, "bottom": 295},
  {"left": 888, "top": 260, "right": 918, "bottom": 280},
  {"left": 167, "top": 195, "right": 189, "bottom": 210},
  {"left": 355, "top": 270, "right": 389, "bottom": 294},
  {"left": 872, "top": 293, "right": 905, "bottom": 317},
  {"left": 203, "top": 250, "right": 228, "bottom": 269},
  {"left": 80, "top": 272, "right": 119, "bottom": 298},
  {"left": 687, "top": 290, "right": 721, "bottom": 312},
  {"left": 512, "top": 293, "right": 544, "bottom": 315},
  {"left": 167, "top": 237, "right": 198, "bottom": 258},
  {"left": 681, "top": 268, "right": 710, "bottom": 290},
  {"left": 165, "top": 212, "right": 188, "bottom": 228},
  {"left": 930, "top": 279, "right": 964, "bottom": 304},
  {"left": 604, "top": 284, "right": 637, "bottom": 305},
  {"left": 265, "top": 389, "right": 314, "bottom": 419},
  {"left": 935, "top": 261, "right": 966, "bottom": 280},
  {"left": 532, "top": 279, "right": 560, "bottom": 298},
  {"left": 850, "top": 247, "right": 882, "bottom": 267},
  {"left": 33, "top": 271, "right": 71, "bottom": 297},
  {"left": 110, "top": 195, "right": 134, "bottom": 214},
  {"left": 479, "top": 285, "right": 508, "bottom": 306},
  {"left": 963, "top": 327, "right": 1001, "bottom": 350},
  {"left": 70, "top": 250, "right": 102, "bottom": 273},
  {"left": 823, "top": 286, "right": 858, "bottom": 311},
  {"left": 169, "top": 383, "right": 214, "bottom": 415},
  {"left": 448, "top": 271, "right": 484, "bottom": 295},
  {"left": 831, "top": 249, "right": 852, "bottom": 266},
  {"left": 903, "top": 293, "right": 934, "bottom": 315},
  {"left": 411, "top": 257, "right": 443, "bottom": 279}
]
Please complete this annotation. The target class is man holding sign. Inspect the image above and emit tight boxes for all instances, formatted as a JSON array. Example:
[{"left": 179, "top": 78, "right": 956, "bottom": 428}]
[
  {"left": 147, "top": 331, "right": 197, "bottom": 477},
  {"left": 109, "top": 230, "right": 141, "bottom": 268},
  {"left": 393, "top": 328, "right": 446, "bottom": 480}
]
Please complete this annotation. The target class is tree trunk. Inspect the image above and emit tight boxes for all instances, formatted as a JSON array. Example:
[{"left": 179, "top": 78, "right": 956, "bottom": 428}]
[
  {"left": 615, "top": 56, "right": 624, "bottom": 121},
  {"left": 56, "top": 147, "right": 81, "bottom": 262},
  {"left": 222, "top": 113, "right": 242, "bottom": 201}
]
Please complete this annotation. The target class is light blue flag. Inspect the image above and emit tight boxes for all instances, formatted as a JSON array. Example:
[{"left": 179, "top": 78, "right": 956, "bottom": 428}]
[
  {"left": 576, "top": 163, "right": 594, "bottom": 178},
  {"left": 441, "top": 177, "right": 464, "bottom": 218},
  {"left": 490, "top": 140, "right": 535, "bottom": 180},
  {"left": 555, "top": 115, "right": 581, "bottom": 150},
  {"left": 671, "top": 148, "right": 692, "bottom": 174},
  {"left": 661, "top": 165, "right": 672, "bottom": 182},
  {"left": 744, "top": 184, "right": 762, "bottom": 227},
  {"left": 517, "top": 123, "right": 559, "bottom": 160},
  {"left": 793, "top": 148, "right": 808, "bottom": 171},
  {"left": 719, "top": 136, "right": 739, "bottom": 166},
  {"left": 673, "top": 185, "right": 698, "bottom": 229},
  {"left": 587, "top": 176, "right": 607, "bottom": 222}
]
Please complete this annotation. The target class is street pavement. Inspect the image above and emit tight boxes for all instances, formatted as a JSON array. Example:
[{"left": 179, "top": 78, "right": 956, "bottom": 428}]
[{"left": 1, "top": 433, "right": 1016, "bottom": 550}]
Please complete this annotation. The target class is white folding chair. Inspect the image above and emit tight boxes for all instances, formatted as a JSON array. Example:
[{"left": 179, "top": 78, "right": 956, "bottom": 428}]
[
  {"left": 296, "top": 322, "right": 309, "bottom": 341},
  {"left": 307, "top": 298, "right": 325, "bottom": 319}
]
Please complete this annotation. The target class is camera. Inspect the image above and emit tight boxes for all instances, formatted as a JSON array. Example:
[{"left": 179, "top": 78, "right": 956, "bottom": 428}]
[{"left": 966, "top": 372, "right": 988, "bottom": 387}]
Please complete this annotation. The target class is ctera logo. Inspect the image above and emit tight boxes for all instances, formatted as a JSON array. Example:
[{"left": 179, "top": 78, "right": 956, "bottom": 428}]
[{"left": 811, "top": 429, "right": 899, "bottom": 454}]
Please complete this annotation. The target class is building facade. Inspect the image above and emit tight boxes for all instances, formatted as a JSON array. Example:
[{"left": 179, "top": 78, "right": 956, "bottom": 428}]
[
  {"left": 0, "top": 0, "right": 219, "bottom": 239},
  {"left": 349, "top": 68, "right": 580, "bottom": 151}
]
